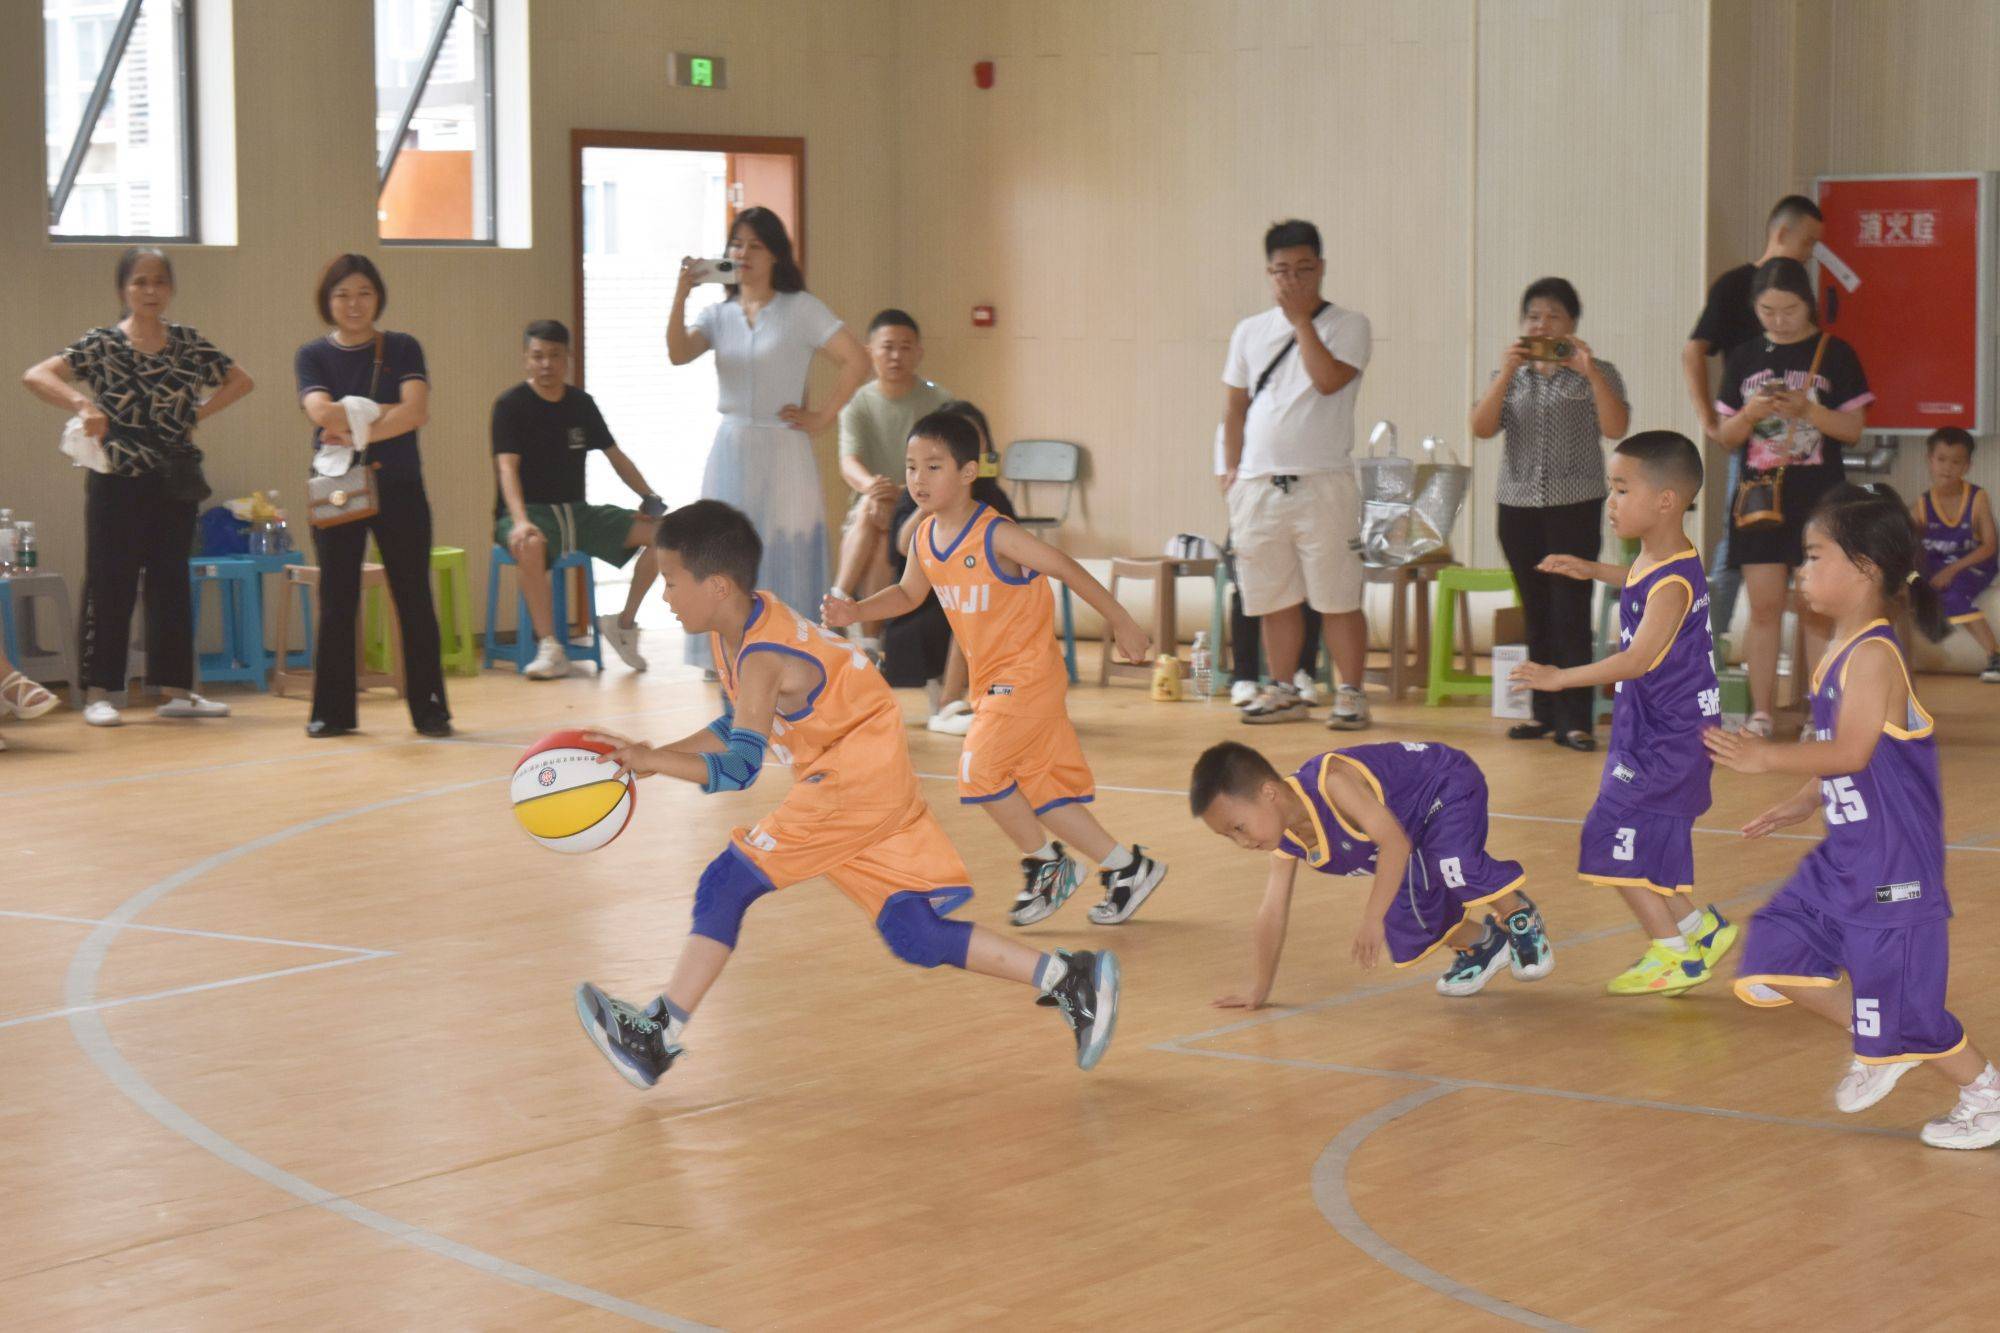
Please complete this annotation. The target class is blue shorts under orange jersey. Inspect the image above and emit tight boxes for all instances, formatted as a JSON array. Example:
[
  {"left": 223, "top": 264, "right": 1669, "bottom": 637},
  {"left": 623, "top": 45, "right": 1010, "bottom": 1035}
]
[
  {"left": 715, "top": 593, "right": 970, "bottom": 917},
  {"left": 914, "top": 503, "right": 1094, "bottom": 812}
]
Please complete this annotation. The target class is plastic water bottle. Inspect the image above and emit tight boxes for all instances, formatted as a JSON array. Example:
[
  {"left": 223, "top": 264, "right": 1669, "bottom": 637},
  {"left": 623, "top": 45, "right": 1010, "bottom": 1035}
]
[
  {"left": 14, "top": 521, "right": 36, "bottom": 572},
  {"left": 1189, "top": 630, "right": 1213, "bottom": 703},
  {"left": 0, "top": 509, "right": 16, "bottom": 577}
]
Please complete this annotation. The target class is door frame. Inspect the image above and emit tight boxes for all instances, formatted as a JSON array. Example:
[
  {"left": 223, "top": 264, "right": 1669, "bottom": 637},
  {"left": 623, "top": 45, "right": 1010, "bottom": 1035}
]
[{"left": 569, "top": 129, "right": 806, "bottom": 383}]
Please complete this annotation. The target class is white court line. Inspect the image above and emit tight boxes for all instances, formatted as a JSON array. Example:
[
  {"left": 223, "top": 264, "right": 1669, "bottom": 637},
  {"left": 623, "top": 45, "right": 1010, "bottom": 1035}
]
[
  {"left": 912, "top": 771, "right": 2000, "bottom": 854},
  {"left": 0, "top": 702, "right": 708, "bottom": 801},
  {"left": 0, "top": 910, "right": 390, "bottom": 956},
  {"left": 1, "top": 954, "right": 386, "bottom": 1032},
  {"left": 60, "top": 775, "right": 713, "bottom": 1331}
]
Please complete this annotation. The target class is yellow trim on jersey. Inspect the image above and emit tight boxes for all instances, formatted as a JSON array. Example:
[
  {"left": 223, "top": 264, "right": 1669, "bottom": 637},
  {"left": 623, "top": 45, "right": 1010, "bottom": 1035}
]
[
  {"left": 1949, "top": 610, "right": 1987, "bottom": 625},
  {"left": 1320, "top": 752, "right": 1387, "bottom": 842},
  {"left": 1833, "top": 630, "right": 1935, "bottom": 739},
  {"left": 1281, "top": 775, "right": 1332, "bottom": 867},
  {"left": 1857, "top": 1035, "right": 1969, "bottom": 1066},
  {"left": 1928, "top": 485, "right": 1973, "bottom": 529},
  {"left": 1470, "top": 873, "right": 1528, "bottom": 907},
  {"left": 1640, "top": 573, "right": 1696, "bottom": 672},
  {"left": 1624, "top": 547, "right": 1700, "bottom": 587},
  {"left": 1811, "top": 618, "right": 1890, "bottom": 694},
  {"left": 1733, "top": 974, "right": 1839, "bottom": 1007},
  {"left": 1387, "top": 877, "right": 1526, "bottom": 969},
  {"left": 1580, "top": 873, "right": 1695, "bottom": 897}
]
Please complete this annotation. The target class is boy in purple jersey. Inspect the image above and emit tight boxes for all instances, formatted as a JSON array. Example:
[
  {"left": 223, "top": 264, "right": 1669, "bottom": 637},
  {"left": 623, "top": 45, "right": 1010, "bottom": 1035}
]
[
  {"left": 1190, "top": 740, "right": 1551, "bottom": 1000},
  {"left": 1512, "top": 431, "right": 1738, "bottom": 995},
  {"left": 1709, "top": 486, "right": 1999, "bottom": 1149},
  {"left": 1909, "top": 428, "right": 1999, "bottom": 682}
]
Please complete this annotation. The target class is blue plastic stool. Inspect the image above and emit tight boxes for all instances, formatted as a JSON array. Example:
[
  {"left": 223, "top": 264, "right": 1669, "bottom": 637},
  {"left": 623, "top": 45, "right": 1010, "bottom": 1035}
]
[
  {"left": 189, "top": 556, "right": 269, "bottom": 688},
  {"left": 484, "top": 545, "right": 604, "bottom": 673}
]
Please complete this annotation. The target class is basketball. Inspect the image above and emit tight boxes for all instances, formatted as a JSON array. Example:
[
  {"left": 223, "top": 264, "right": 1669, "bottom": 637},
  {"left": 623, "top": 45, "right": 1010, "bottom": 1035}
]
[{"left": 511, "top": 729, "right": 635, "bottom": 854}]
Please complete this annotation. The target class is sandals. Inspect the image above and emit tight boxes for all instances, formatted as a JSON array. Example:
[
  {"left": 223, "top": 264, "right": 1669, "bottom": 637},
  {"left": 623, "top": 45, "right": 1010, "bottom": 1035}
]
[
  {"left": 1554, "top": 730, "right": 1597, "bottom": 752},
  {"left": 0, "top": 672, "right": 57, "bottom": 720},
  {"left": 1507, "top": 722, "right": 1554, "bottom": 741}
]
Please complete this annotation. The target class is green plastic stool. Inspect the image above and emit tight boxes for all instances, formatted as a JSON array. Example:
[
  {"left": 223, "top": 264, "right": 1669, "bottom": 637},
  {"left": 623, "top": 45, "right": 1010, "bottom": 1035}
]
[
  {"left": 366, "top": 547, "right": 479, "bottom": 676},
  {"left": 1426, "top": 566, "right": 1518, "bottom": 705}
]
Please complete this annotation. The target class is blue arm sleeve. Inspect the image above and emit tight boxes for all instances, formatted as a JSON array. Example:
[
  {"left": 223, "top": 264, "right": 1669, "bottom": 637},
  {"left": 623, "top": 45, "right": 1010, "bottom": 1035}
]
[
  {"left": 705, "top": 704, "right": 736, "bottom": 745},
  {"left": 700, "top": 727, "right": 768, "bottom": 794}
]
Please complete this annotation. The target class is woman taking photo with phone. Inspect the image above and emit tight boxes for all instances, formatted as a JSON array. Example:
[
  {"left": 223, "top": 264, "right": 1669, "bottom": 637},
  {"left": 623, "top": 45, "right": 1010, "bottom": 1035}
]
[
  {"left": 1470, "top": 276, "right": 1628, "bottom": 752},
  {"left": 665, "top": 207, "right": 870, "bottom": 670},
  {"left": 1714, "top": 257, "right": 1872, "bottom": 737}
]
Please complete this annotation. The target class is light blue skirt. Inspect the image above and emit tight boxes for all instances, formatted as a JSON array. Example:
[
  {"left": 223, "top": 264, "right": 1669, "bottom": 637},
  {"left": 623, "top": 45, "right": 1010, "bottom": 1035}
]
[{"left": 686, "top": 419, "right": 829, "bottom": 669}]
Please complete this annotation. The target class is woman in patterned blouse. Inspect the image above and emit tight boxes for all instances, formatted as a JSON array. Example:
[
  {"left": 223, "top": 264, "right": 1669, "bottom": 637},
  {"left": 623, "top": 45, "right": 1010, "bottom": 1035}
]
[
  {"left": 1470, "top": 277, "right": 1630, "bottom": 751},
  {"left": 21, "top": 247, "right": 254, "bottom": 728}
]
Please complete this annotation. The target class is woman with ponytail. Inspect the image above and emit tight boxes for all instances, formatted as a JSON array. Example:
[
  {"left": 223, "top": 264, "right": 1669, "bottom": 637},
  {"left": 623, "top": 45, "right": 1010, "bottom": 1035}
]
[{"left": 1706, "top": 484, "right": 1999, "bottom": 1150}]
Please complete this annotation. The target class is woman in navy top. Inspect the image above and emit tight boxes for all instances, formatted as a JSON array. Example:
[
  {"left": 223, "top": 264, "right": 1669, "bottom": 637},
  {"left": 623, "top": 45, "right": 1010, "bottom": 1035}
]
[{"left": 293, "top": 254, "right": 450, "bottom": 738}]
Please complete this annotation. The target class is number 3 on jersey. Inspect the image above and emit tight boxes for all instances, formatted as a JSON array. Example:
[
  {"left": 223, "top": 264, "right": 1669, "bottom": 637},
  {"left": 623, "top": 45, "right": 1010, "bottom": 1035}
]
[
  {"left": 1612, "top": 827, "right": 1636, "bottom": 862},
  {"left": 1822, "top": 776, "right": 1869, "bottom": 826}
]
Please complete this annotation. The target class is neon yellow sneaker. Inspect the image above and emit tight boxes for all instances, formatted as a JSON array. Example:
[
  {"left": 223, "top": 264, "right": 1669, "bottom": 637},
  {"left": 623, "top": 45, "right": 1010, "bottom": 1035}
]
[
  {"left": 1605, "top": 941, "right": 1709, "bottom": 996},
  {"left": 1689, "top": 906, "right": 1740, "bottom": 968}
]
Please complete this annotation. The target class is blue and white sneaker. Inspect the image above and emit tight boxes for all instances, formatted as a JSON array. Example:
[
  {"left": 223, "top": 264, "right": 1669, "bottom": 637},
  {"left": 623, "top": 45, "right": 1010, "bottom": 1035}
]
[
  {"left": 575, "top": 983, "right": 683, "bottom": 1089},
  {"left": 1436, "top": 918, "right": 1511, "bottom": 997},
  {"left": 1502, "top": 894, "right": 1554, "bottom": 981},
  {"left": 1036, "top": 948, "right": 1120, "bottom": 1070},
  {"left": 1011, "top": 844, "right": 1083, "bottom": 925}
]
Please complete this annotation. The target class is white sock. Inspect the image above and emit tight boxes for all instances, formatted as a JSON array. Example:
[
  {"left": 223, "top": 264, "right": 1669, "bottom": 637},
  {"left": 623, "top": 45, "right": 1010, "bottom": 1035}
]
[
  {"left": 829, "top": 585, "right": 851, "bottom": 601},
  {"left": 1678, "top": 909, "right": 1704, "bottom": 937},
  {"left": 1029, "top": 840, "right": 1060, "bottom": 862},
  {"left": 1101, "top": 845, "right": 1135, "bottom": 873},
  {"left": 1652, "top": 934, "right": 1690, "bottom": 953},
  {"left": 1033, "top": 952, "right": 1069, "bottom": 993},
  {"left": 1966, "top": 1062, "right": 2000, "bottom": 1092}
]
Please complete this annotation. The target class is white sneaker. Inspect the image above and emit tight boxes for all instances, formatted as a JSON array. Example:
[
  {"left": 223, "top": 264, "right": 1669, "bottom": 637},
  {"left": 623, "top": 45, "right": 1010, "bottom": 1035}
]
[
  {"left": 1292, "top": 670, "right": 1321, "bottom": 706},
  {"left": 1241, "top": 684, "right": 1308, "bottom": 725},
  {"left": 525, "top": 636, "right": 569, "bottom": 680},
  {"left": 1834, "top": 1057, "right": 1919, "bottom": 1113},
  {"left": 597, "top": 616, "right": 648, "bottom": 672},
  {"left": 1229, "top": 679, "right": 1260, "bottom": 708},
  {"left": 927, "top": 699, "right": 975, "bottom": 735},
  {"left": 84, "top": 700, "right": 123, "bottom": 727},
  {"left": 1743, "top": 711, "right": 1774, "bottom": 739},
  {"left": 1327, "top": 684, "right": 1371, "bottom": 731},
  {"left": 925, "top": 677, "right": 944, "bottom": 714},
  {"left": 1921, "top": 1067, "right": 2000, "bottom": 1149},
  {"left": 156, "top": 693, "right": 231, "bottom": 719}
]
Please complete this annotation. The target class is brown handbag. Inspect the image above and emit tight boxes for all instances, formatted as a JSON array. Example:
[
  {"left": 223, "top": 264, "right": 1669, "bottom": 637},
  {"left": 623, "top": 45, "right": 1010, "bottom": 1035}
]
[
  {"left": 1733, "top": 333, "right": 1827, "bottom": 533},
  {"left": 307, "top": 333, "right": 384, "bottom": 529}
]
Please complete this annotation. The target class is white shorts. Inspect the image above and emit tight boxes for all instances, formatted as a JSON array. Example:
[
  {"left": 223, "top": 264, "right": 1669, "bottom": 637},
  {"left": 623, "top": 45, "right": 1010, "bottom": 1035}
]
[{"left": 1226, "top": 469, "right": 1363, "bottom": 616}]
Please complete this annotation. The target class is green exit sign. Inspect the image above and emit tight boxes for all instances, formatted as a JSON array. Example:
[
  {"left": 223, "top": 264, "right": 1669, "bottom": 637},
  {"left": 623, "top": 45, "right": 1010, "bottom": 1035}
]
[{"left": 670, "top": 52, "right": 727, "bottom": 90}]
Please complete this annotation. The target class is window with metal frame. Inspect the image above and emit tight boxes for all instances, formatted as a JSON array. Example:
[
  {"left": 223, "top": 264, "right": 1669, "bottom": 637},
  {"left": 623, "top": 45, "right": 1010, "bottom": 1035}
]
[
  {"left": 376, "top": 0, "right": 495, "bottom": 244},
  {"left": 43, "top": 0, "right": 196, "bottom": 242}
]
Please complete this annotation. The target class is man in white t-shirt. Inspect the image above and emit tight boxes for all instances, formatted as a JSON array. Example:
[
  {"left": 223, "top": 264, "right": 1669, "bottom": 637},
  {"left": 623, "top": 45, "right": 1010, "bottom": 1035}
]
[{"left": 1219, "top": 219, "right": 1373, "bottom": 728}]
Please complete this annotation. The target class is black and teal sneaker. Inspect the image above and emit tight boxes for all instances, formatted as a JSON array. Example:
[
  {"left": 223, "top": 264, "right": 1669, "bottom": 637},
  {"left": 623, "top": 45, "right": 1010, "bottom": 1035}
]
[
  {"left": 1010, "top": 844, "right": 1082, "bottom": 925},
  {"left": 575, "top": 983, "right": 683, "bottom": 1089},
  {"left": 1436, "top": 917, "right": 1511, "bottom": 997},
  {"left": 1036, "top": 948, "right": 1121, "bottom": 1069},
  {"left": 1502, "top": 894, "right": 1554, "bottom": 981}
]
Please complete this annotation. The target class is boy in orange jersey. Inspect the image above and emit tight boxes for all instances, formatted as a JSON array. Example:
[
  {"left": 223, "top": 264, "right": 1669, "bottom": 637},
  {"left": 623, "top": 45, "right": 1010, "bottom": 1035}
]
[
  {"left": 825, "top": 412, "right": 1170, "bottom": 927},
  {"left": 574, "top": 501, "right": 1122, "bottom": 1088}
]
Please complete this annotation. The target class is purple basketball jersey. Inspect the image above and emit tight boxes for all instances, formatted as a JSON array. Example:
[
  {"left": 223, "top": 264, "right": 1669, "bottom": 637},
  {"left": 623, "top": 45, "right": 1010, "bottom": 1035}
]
[
  {"left": 1599, "top": 549, "right": 1717, "bottom": 817},
  {"left": 1277, "top": 743, "right": 1469, "bottom": 873},
  {"left": 1920, "top": 485, "right": 1997, "bottom": 621},
  {"left": 1792, "top": 622, "right": 1949, "bottom": 926}
]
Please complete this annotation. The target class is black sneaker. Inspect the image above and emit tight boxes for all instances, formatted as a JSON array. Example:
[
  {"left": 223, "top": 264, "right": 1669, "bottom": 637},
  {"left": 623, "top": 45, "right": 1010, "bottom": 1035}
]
[
  {"left": 1983, "top": 654, "right": 2000, "bottom": 684},
  {"left": 1435, "top": 918, "right": 1510, "bottom": 997},
  {"left": 574, "top": 983, "right": 682, "bottom": 1088},
  {"left": 1010, "top": 843, "right": 1082, "bottom": 925},
  {"left": 1088, "top": 848, "right": 1167, "bottom": 925},
  {"left": 1036, "top": 948, "right": 1121, "bottom": 1070},
  {"left": 1501, "top": 894, "right": 1554, "bottom": 981}
]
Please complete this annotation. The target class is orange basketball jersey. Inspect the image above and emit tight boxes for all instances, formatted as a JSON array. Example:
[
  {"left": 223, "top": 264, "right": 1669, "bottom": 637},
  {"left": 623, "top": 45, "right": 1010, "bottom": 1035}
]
[
  {"left": 914, "top": 504, "right": 1068, "bottom": 716},
  {"left": 712, "top": 592, "right": 909, "bottom": 780}
]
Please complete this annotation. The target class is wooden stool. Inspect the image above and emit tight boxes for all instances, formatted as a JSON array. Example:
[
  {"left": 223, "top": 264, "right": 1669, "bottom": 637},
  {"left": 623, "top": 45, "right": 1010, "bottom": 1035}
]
[
  {"left": 1099, "top": 556, "right": 1221, "bottom": 685},
  {"left": 273, "top": 564, "right": 404, "bottom": 699},
  {"left": 1361, "top": 564, "right": 1434, "bottom": 702}
]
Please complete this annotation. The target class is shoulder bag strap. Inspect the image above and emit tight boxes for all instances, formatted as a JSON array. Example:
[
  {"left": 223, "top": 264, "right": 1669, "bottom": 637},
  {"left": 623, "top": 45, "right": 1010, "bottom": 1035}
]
[{"left": 1247, "top": 300, "right": 1331, "bottom": 404}]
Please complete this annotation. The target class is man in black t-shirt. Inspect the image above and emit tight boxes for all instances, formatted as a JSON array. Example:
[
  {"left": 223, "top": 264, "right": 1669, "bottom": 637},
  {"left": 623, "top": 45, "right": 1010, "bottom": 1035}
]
[
  {"left": 1680, "top": 193, "right": 1822, "bottom": 634},
  {"left": 493, "top": 320, "right": 665, "bottom": 678}
]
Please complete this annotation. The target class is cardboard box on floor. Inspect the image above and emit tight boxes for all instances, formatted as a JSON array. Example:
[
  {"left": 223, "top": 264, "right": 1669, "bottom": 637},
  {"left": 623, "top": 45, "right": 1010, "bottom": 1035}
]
[{"left": 1490, "top": 606, "right": 1532, "bottom": 720}]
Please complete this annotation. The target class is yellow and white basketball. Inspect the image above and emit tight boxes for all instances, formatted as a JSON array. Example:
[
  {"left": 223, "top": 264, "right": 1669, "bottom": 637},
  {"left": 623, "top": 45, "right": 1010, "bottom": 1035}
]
[{"left": 511, "top": 730, "right": 635, "bottom": 854}]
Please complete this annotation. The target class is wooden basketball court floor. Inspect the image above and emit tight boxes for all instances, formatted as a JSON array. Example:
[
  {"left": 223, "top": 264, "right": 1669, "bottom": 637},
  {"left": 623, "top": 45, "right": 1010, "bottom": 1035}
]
[{"left": 5, "top": 646, "right": 1999, "bottom": 1330}]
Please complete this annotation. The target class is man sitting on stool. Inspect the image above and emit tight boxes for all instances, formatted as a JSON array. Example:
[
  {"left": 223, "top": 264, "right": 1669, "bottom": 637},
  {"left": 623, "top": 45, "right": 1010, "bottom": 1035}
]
[{"left": 493, "top": 319, "right": 665, "bottom": 679}]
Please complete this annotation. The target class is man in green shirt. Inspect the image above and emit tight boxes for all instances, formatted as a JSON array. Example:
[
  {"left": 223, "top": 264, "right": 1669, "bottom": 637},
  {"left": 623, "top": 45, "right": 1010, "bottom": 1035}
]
[{"left": 831, "top": 309, "right": 951, "bottom": 651}]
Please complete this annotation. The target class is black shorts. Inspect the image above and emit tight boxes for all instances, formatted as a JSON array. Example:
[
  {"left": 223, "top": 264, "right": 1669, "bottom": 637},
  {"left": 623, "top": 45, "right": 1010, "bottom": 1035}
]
[{"left": 1728, "top": 465, "right": 1845, "bottom": 570}]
